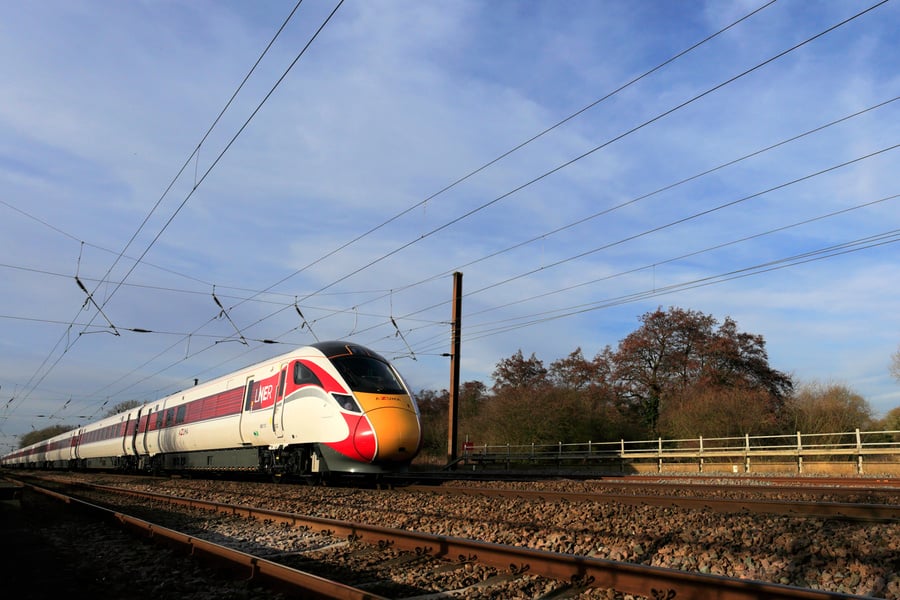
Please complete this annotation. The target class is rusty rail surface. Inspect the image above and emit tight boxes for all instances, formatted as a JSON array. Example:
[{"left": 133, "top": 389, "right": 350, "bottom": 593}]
[
  {"left": 404, "top": 485, "right": 900, "bottom": 522},
  {"left": 41, "top": 478, "right": 879, "bottom": 600}
]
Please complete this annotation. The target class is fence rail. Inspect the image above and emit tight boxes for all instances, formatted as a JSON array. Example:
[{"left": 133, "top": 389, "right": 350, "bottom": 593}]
[{"left": 460, "top": 429, "right": 900, "bottom": 474}]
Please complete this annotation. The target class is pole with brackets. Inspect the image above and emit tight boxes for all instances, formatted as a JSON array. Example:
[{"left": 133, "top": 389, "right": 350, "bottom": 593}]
[{"left": 446, "top": 272, "right": 462, "bottom": 468}]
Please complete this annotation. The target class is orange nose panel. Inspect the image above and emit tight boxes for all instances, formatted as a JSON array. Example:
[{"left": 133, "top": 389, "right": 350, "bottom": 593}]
[{"left": 365, "top": 406, "right": 422, "bottom": 462}]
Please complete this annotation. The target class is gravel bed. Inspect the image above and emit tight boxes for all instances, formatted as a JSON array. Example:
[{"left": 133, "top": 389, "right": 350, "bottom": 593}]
[
  {"left": 442, "top": 476, "right": 899, "bottom": 503},
  {"left": 21, "top": 473, "right": 900, "bottom": 598},
  {"left": 1, "top": 489, "right": 286, "bottom": 600}
]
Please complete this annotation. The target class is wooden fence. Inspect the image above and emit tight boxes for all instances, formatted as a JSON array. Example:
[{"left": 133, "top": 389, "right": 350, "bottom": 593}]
[{"left": 460, "top": 429, "right": 900, "bottom": 475}]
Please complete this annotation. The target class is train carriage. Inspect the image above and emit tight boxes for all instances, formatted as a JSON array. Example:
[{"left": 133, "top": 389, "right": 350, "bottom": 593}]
[{"left": 1, "top": 341, "right": 423, "bottom": 477}]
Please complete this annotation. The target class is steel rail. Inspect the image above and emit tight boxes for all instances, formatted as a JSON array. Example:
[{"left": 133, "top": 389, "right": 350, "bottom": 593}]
[
  {"left": 394, "top": 472, "right": 900, "bottom": 497},
  {"left": 19, "top": 481, "right": 390, "bottom": 600},
  {"left": 387, "top": 470, "right": 900, "bottom": 490},
  {"left": 404, "top": 485, "right": 900, "bottom": 522},
  {"left": 63, "top": 479, "right": 877, "bottom": 600}
]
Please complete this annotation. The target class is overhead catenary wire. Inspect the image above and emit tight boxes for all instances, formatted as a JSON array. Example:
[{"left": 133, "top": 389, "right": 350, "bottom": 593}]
[
  {"left": 3, "top": 0, "right": 341, "bottom": 423},
  {"left": 0, "top": 1, "right": 784, "bottom": 419},
  {"left": 199, "top": 113, "right": 900, "bottom": 346},
  {"left": 216, "top": 0, "right": 781, "bottom": 313},
  {"left": 184, "top": 4, "right": 895, "bottom": 354},
  {"left": 463, "top": 192, "right": 900, "bottom": 322},
  {"left": 71, "top": 0, "right": 344, "bottom": 338},
  {"left": 102, "top": 0, "right": 787, "bottom": 367},
  {"left": 449, "top": 144, "right": 900, "bottom": 306},
  {"left": 36, "top": 180, "right": 897, "bottom": 410},
  {"left": 4, "top": 1, "right": 895, "bottom": 427},
  {"left": 283, "top": 0, "right": 891, "bottom": 310},
  {"left": 4, "top": 92, "right": 895, "bottom": 344},
  {"left": 11, "top": 220, "right": 897, "bottom": 420},
  {"left": 311, "top": 94, "right": 900, "bottom": 323},
  {"left": 72, "top": 0, "right": 311, "bottom": 340},
  {"left": 412, "top": 229, "right": 900, "bottom": 355},
  {"left": 363, "top": 189, "right": 900, "bottom": 353}
]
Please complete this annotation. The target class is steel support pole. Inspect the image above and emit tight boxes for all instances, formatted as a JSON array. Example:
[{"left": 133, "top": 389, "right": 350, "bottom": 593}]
[{"left": 447, "top": 272, "right": 462, "bottom": 467}]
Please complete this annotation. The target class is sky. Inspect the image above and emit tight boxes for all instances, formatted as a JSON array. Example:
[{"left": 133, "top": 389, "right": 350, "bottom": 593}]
[{"left": 1, "top": 0, "right": 899, "bottom": 452}]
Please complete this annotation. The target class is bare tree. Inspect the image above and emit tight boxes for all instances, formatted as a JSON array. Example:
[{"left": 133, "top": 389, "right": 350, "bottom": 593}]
[
  {"left": 612, "top": 307, "right": 791, "bottom": 434},
  {"left": 786, "top": 381, "right": 874, "bottom": 434},
  {"left": 491, "top": 349, "right": 548, "bottom": 392}
]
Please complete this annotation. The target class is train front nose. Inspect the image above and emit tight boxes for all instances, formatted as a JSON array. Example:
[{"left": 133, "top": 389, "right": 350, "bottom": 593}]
[
  {"left": 352, "top": 393, "right": 422, "bottom": 463},
  {"left": 366, "top": 407, "right": 422, "bottom": 462}
]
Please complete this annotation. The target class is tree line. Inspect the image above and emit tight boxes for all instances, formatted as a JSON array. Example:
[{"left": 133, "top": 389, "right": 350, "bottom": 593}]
[{"left": 416, "top": 306, "right": 899, "bottom": 459}]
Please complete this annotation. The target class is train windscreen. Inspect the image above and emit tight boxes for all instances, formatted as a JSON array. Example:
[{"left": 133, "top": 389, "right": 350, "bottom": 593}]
[{"left": 331, "top": 356, "right": 406, "bottom": 394}]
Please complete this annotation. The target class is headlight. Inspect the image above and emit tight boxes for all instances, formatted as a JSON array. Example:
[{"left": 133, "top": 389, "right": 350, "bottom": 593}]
[{"left": 332, "top": 393, "right": 361, "bottom": 413}]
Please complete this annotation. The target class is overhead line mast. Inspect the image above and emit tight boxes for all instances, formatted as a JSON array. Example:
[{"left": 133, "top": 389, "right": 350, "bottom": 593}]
[{"left": 447, "top": 272, "right": 462, "bottom": 468}]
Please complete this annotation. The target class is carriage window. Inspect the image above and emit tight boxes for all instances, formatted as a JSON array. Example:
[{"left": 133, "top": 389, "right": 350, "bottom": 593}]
[
  {"left": 293, "top": 362, "right": 322, "bottom": 387},
  {"left": 175, "top": 405, "right": 186, "bottom": 425}
]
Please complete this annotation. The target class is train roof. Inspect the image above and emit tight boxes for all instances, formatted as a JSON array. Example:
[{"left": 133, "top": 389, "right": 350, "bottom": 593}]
[{"left": 310, "top": 341, "right": 390, "bottom": 364}]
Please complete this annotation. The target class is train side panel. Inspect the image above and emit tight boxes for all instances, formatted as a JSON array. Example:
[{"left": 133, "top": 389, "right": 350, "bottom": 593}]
[
  {"left": 75, "top": 413, "right": 133, "bottom": 468},
  {"left": 1, "top": 342, "right": 423, "bottom": 475},
  {"left": 148, "top": 365, "right": 279, "bottom": 455},
  {"left": 279, "top": 355, "right": 352, "bottom": 445}
]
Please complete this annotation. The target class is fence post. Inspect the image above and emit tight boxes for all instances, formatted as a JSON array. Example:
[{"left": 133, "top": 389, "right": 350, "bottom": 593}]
[
  {"left": 856, "top": 428, "right": 863, "bottom": 475},
  {"left": 744, "top": 433, "right": 750, "bottom": 473},
  {"left": 658, "top": 437, "right": 663, "bottom": 473},
  {"left": 620, "top": 439, "right": 625, "bottom": 473},
  {"left": 699, "top": 435, "right": 704, "bottom": 473},
  {"left": 796, "top": 431, "right": 803, "bottom": 474}
]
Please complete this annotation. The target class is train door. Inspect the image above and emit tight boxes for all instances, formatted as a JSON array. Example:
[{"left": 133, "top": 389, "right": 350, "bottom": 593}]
[
  {"left": 239, "top": 376, "right": 256, "bottom": 444},
  {"left": 121, "top": 412, "right": 133, "bottom": 456},
  {"left": 71, "top": 429, "right": 82, "bottom": 461},
  {"left": 129, "top": 407, "right": 143, "bottom": 455},
  {"left": 139, "top": 408, "right": 152, "bottom": 454},
  {"left": 272, "top": 364, "right": 287, "bottom": 439}
]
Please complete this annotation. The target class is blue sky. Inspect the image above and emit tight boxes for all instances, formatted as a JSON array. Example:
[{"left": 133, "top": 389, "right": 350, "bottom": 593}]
[{"left": 1, "top": 0, "right": 899, "bottom": 452}]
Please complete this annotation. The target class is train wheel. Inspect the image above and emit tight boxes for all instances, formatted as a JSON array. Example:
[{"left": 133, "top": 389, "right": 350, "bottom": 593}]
[{"left": 283, "top": 448, "right": 306, "bottom": 476}]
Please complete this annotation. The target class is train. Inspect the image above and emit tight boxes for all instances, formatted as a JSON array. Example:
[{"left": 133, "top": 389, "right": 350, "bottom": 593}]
[{"left": 0, "top": 341, "right": 423, "bottom": 478}]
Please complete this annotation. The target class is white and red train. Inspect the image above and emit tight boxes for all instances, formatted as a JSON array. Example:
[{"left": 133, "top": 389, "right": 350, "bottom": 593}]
[{"left": 1, "top": 341, "right": 423, "bottom": 477}]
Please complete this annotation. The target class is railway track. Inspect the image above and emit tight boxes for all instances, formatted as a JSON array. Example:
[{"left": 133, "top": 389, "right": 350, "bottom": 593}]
[
  {"left": 6, "top": 473, "right": 891, "bottom": 599},
  {"left": 403, "top": 484, "right": 900, "bottom": 522},
  {"left": 392, "top": 470, "right": 900, "bottom": 491}
]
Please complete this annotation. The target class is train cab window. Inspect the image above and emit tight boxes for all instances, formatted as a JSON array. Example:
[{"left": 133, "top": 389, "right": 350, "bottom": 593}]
[
  {"left": 293, "top": 361, "right": 322, "bottom": 387},
  {"left": 331, "top": 356, "right": 405, "bottom": 394}
]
